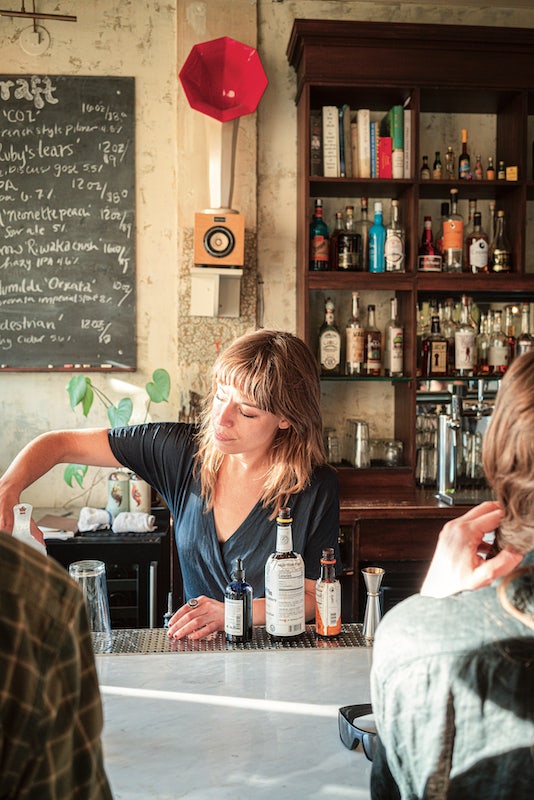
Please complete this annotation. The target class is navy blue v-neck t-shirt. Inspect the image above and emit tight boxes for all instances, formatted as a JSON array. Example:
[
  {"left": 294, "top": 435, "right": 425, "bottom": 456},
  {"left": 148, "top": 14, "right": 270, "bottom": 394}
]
[{"left": 108, "top": 423, "right": 340, "bottom": 602}]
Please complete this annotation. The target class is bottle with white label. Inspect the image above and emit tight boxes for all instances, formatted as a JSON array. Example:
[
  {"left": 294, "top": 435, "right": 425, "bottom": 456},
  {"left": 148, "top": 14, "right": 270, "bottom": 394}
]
[
  {"left": 384, "top": 297, "right": 404, "bottom": 377},
  {"left": 385, "top": 200, "right": 405, "bottom": 272},
  {"left": 315, "top": 547, "right": 341, "bottom": 638},
  {"left": 12, "top": 503, "right": 47, "bottom": 556},
  {"left": 454, "top": 295, "right": 477, "bottom": 376},
  {"left": 224, "top": 557, "right": 253, "bottom": 644},
  {"left": 265, "top": 508, "right": 305, "bottom": 640}
]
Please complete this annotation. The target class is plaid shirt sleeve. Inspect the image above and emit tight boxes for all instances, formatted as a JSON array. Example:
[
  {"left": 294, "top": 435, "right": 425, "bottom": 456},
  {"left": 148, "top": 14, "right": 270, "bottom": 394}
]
[{"left": 0, "top": 531, "right": 113, "bottom": 799}]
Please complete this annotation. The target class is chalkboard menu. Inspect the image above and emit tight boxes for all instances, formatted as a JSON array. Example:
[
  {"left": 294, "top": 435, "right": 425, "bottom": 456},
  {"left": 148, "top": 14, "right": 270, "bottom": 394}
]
[{"left": 0, "top": 75, "right": 135, "bottom": 370}]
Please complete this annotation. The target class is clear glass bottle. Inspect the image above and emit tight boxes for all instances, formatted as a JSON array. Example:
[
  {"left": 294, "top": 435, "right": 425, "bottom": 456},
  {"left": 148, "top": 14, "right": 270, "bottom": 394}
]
[
  {"left": 488, "top": 309, "right": 510, "bottom": 375},
  {"left": 418, "top": 215, "right": 441, "bottom": 272},
  {"left": 445, "top": 145, "right": 455, "bottom": 179},
  {"left": 318, "top": 297, "right": 341, "bottom": 376},
  {"left": 489, "top": 210, "right": 512, "bottom": 273},
  {"left": 465, "top": 211, "right": 489, "bottom": 273},
  {"left": 369, "top": 201, "right": 386, "bottom": 273},
  {"left": 516, "top": 302, "right": 534, "bottom": 357},
  {"left": 432, "top": 151, "right": 442, "bottom": 180},
  {"left": 464, "top": 198, "right": 477, "bottom": 241},
  {"left": 332, "top": 206, "right": 360, "bottom": 271},
  {"left": 458, "top": 128, "right": 472, "bottom": 179},
  {"left": 224, "top": 557, "right": 253, "bottom": 643},
  {"left": 421, "top": 315, "right": 448, "bottom": 378},
  {"left": 440, "top": 298, "right": 458, "bottom": 376},
  {"left": 265, "top": 508, "right": 305, "bottom": 640},
  {"left": 345, "top": 291, "right": 365, "bottom": 375},
  {"left": 454, "top": 295, "right": 477, "bottom": 376},
  {"left": 315, "top": 547, "right": 341, "bottom": 638},
  {"left": 354, "top": 196, "right": 371, "bottom": 271},
  {"left": 420, "top": 154, "right": 431, "bottom": 179},
  {"left": 442, "top": 188, "right": 464, "bottom": 272},
  {"left": 384, "top": 297, "right": 403, "bottom": 377},
  {"left": 476, "top": 313, "right": 490, "bottom": 375},
  {"left": 385, "top": 199, "right": 405, "bottom": 272},
  {"left": 474, "top": 154, "right": 483, "bottom": 180},
  {"left": 364, "top": 304, "right": 382, "bottom": 376},
  {"left": 309, "top": 198, "right": 330, "bottom": 271},
  {"left": 504, "top": 306, "right": 517, "bottom": 360}
]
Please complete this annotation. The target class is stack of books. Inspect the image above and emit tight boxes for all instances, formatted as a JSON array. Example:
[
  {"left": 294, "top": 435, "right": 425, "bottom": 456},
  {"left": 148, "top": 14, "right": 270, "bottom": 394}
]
[{"left": 311, "top": 103, "right": 411, "bottom": 180}]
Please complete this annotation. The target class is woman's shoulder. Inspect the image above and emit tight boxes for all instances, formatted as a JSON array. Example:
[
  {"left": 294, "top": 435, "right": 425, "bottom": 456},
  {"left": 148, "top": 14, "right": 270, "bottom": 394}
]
[{"left": 310, "top": 462, "right": 339, "bottom": 490}]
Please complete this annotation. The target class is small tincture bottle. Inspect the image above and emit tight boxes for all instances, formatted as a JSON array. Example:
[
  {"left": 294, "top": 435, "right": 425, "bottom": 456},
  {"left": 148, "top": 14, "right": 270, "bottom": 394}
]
[
  {"left": 12, "top": 503, "right": 47, "bottom": 556},
  {"left": 497, "top": 160, "right": 506, "bottom": 180},
  {"left": 420, "top": 154, "right": 431, "bottom": 179},
  {"left": 432, "top": 151, "right": 442, "bottom": 180},
  {"left": 315, "top": 547, "right": 342, "bottom": 638},
  {"left": 224, "top": 557, "right": 253, "bottom": 643},
  {"left": 486, "top": 156, "right": 496, "bottom": 180}
]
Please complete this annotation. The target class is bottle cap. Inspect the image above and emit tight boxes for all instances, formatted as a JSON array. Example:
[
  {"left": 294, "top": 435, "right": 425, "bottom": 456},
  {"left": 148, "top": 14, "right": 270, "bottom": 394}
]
[
  {"left": 374, "top": 201, "right": 383, "bottom": 212},
  {"left": 233, "top": 557, "right": 245, "bottom": 581}
]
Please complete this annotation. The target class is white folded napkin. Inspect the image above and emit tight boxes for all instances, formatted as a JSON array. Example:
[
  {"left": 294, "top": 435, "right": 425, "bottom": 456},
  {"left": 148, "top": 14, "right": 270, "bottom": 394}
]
[
  {"left": 78, "top": 507, "right": 112, "bottom": 532},
  {"left": 112, "top": 512, "right": 157, "bottom": 533}
]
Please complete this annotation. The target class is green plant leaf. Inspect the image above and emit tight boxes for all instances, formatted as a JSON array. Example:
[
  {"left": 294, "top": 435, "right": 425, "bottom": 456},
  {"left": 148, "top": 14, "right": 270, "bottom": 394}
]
[
  {"left": 67, "top": 374, "right": 93, "bottom": 413},
  {"left": 107, "top": 397, "right": 133, "bottom": 427},
  {"left": 146, "top": 368, "right": 170, "bottom": 403},
  {"left": 64, "top": 463, "right": 88, "bottom": 488}
]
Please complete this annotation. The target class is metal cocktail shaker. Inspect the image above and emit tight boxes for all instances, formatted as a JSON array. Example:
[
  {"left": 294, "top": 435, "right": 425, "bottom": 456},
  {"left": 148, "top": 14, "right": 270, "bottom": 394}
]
[{"left": 362, "top": 566, "right": 385, "bottom": 642}]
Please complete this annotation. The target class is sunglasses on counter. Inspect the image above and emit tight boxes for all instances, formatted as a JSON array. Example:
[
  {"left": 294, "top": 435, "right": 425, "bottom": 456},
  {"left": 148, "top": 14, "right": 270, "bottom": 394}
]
[{"left": 338, "top": 703, "right": 376, "bottom": 761}]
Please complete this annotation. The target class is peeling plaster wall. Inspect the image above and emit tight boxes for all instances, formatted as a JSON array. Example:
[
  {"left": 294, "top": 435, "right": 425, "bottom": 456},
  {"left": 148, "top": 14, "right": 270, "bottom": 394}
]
[{"left": 0, "top": 1, "right": 533, "bottom": 509}]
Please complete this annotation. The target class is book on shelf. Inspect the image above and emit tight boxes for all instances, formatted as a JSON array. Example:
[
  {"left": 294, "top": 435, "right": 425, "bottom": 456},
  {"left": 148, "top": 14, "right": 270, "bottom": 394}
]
[
  {"left": 322, "top": 105, "right": 340, "bottom": 177},
  {"left": 351, "top": 119, "right": 359, "bottom": 177},
  {"left": 378, "top": 136, "right": 393, "bottom": 178},
  {"left": 403, "top": 107, "right": 412, "bottom": 178},
  {"left": 370, "top": 120, "right": 378, "bottom": 178},
  {"left": 310, "top": 109, "right": 322, "bottom": 176},
  {"left": 339, "top": 104, "right": 353, "bottom": 177},
  {"left": 388, "top": 104, "right": 404, "bottom": 179},
  {"left": 356, "top": 108, "right": 371, "bottom": 178}
]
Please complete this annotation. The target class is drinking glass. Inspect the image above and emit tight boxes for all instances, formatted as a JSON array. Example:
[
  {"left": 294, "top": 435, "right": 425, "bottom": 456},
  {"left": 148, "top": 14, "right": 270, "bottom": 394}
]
[{"left": 69, "top": 560, "right": 112, "bottom": 648}]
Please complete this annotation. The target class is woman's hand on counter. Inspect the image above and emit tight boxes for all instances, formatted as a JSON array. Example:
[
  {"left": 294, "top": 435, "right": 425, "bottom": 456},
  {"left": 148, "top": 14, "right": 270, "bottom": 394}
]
[
  {"left": 167, "top": 596, "right": 224, "bottom": 641},
  {"left": 420, "top": 501, "right": 522, "bottom": 598}
]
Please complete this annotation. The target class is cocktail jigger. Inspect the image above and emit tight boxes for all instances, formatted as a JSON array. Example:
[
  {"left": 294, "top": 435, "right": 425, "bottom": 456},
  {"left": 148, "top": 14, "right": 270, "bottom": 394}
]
[{"left": 362, "top": 567, "right": 385, "bottom": 642}]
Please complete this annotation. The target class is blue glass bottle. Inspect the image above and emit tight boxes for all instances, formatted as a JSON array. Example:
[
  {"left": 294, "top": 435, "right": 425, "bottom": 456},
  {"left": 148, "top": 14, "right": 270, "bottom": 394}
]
[
  {"left": 224, "top": 558, "right": 253, "bottom": 643},
  {"left": 369, "top": 201, "right": 386, "bottom": 273}
]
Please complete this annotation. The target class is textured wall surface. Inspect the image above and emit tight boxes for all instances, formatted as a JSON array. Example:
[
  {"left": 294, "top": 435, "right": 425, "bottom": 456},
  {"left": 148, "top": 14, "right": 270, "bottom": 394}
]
[{"left": 0, "top": 1, "right": 533, "bottom": 508}]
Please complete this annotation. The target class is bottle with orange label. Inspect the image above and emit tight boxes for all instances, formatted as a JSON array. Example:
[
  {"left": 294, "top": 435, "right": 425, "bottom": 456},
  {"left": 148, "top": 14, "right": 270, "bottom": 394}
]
[
  {"left": 442, "top": 188, "right": 464, "bottom": 272},
  {"left": 315, "top": 547, "right": 341, "bottom": 637}
]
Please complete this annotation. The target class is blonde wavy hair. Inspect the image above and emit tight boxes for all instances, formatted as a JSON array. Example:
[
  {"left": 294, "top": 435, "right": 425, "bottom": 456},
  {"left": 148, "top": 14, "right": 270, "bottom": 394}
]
[
  {"left": 194, "top": 329, "right": 327, "bottom": 517},
  {"left": 483, "top": 350, "right": 534, "bottom": 555}
]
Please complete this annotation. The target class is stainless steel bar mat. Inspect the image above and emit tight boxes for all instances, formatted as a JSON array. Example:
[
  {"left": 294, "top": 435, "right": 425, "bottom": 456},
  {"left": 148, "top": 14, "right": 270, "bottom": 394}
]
[{"left": 93, "top": 624, "right": 367, "bottom": 654}]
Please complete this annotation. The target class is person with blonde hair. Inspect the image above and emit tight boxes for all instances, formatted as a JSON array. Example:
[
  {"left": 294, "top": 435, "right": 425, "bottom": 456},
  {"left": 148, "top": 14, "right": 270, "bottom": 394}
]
[
  {"left": 370, "top": 351, "right": 534, "bottom": 799},
  {"left": 0, "top": 329, "right": 339, "bottom": 640}
]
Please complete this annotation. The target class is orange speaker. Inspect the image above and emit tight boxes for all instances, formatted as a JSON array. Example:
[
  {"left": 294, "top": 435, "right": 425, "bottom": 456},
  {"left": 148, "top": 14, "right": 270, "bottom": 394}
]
[{"left": 194, "top": 212, "right": 245, "bottom": 267}]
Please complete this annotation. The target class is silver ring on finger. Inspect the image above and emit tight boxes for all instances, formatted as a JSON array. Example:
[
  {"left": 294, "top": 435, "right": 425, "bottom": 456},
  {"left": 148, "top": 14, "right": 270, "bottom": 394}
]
[{"left": 187, "top": 598, "right": 199, "bottom": 609}]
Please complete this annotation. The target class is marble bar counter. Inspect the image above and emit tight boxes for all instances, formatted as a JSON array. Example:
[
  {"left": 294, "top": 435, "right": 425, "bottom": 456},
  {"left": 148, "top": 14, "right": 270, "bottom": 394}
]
[{"left": 96, "top": 626, "right": 374, "bottom": 799}]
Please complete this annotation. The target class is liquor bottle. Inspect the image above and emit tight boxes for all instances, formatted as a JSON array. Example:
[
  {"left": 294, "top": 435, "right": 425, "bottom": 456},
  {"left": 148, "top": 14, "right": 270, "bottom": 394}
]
[
  {"left": 488, "top": 309, "right": 510, "bottom": 375},
  {"left": 489, "top": 210, "right": 512, "bottom": 273},
  {"left": 418, "top": 215, "right": 441, "bottom": 272},
  {"left": 265, "top": 507, "right": 305, "bottom": 640},
  {"left": 474, "top": 154, "right": 483, "bottom": 180},
  {"left": 489, "top": 199, "right": 496, "bottom": 238},
  {"left": 369, "top": 201, "right": 386, "bottom": 273},
  {"left": 434, "top": 202, "right": 449, "bottom": 261},
  {"left": 331, "top": 206, "right": 360, "bottom": 271},
  {"left": 384, "top": 297, "right": 403, "bottom": 377},
  {"left": 416, "top": 302, "right": 426, "bottom": 378},
  {"left": 432, "top": 151, "right": 442, "bottom": 180},
  {"left": 442, "top": 188, "right": 464, "bottom": 272},
  {"left": 421, "top": 315, "right": 448, "bottom": 378},
  {"left": 329, "top": 211, "right": 344, "bottom": 270},
  {"left": 465, "top": 211, "right": 489, "bottom": 273},
  {"left": 309, "top": 198, "right": 330, "bottom": 271},
  {"left": 364, "top": 304, "right": 382, "bottom": 376},
  {"left": 318, "top": 298, "right": 341, "bottom": 376},
  {"left": 315, "top": 547, "right": 341, "bottom": 638},
  {"left": 420, "top": 155, "right": 431, "bottom": 179},
  {"left": 440, "top": 298, "right": 458, "bottom": 375},
  {"left": 385, "top": 199, "right": 405, "bottom": 272},
  {"left": 12, "top": 503, "right": 47, "bottom": 556},
  {"left": 445, "top": 145, "right": 455, "bottom": 179},
  {"left": 486, "top": 156, "right": 496, "bottom": 180},
  {"left": 504, "top": 306, "right": 517, "bottom": 359},
  {"left": 464, "top": 198, "right": 477, "bottom": 241},
  {"left": 497, "top": 160, "right": 506, "bottom": 180},
  {"left": 224, "top": 557, "right": 253, "bottom": 643},
  {"left": 476, "top": 313, "right": 490, "bottom": 375},
  {"left": 454, "top": 295, "right": 476, "bottom": 376},
  {"left": 345, "top": 290, "right": 365, "bottom": 375},
  {"left": 354, "top": 197, "right": 371, "bottom": 271},
  {"left": 516, "top": 302, "right": 534, "bottom": 357},
  {"left": 458, "top": 128, "right": 472, "bottom": 179}
]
